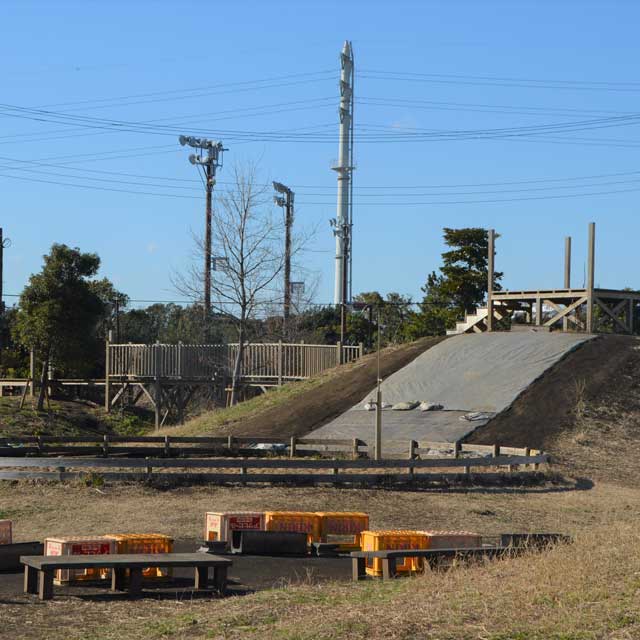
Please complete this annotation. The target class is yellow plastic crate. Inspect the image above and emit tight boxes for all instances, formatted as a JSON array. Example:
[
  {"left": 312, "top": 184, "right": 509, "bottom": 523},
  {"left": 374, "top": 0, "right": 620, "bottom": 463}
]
[
  {"left": 264, "top": 511, "right": 321, "bottom": 544},
  {"left": 316, "top": 512, "right": 369, "bottom": 549},
  {"left": 45, "top": 536, "right": 115, "bottom": 584},
  {"left": 361, "top": 530, "right": 430, "bottom": 576},
  {"left": 105, "top": 533, "right": 173, "bottom": 578}
]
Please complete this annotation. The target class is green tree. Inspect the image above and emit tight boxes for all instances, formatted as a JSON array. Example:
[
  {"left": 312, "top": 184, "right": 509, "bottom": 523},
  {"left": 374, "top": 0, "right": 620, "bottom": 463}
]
[
  {"left": 14, "top": 244, "right": 114, "bottom": 410},
  {"left": 407, "top": 228, "right": 503, "bottom": 337}
]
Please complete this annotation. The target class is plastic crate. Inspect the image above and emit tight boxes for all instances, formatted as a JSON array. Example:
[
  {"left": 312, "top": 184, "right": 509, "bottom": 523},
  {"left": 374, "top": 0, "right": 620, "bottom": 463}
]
[
  {"left": 264, "top": 511, "right": 321, "bottom": 544},
  {"left": 316, "top": 512, "right": 369, "bottom": 550},
  {"left": 44, "top": 536, "right": 115, "bottom": 584},
  {"left": 105, "top": 533, "right": 173, "bottom": 578},
  {"left": 0, "top": 520, "right": 12, "bottom": 545},
  {"left": 204, "top": 512, "right": 265, "bottom": 549},
  {"left": 419, "top": 530, "right": 482, "bottom": 550},
  {"left": 361, "top": 530, "right": 430, "bottom": 576}
]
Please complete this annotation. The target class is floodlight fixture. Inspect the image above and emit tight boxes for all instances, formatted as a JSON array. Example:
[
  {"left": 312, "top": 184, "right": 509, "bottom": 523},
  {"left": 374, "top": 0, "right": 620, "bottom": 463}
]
[
  {"left": 272, "top": 181, "right": 291, "bottom": 195},
  {"left": 273, "top": 196, "right": 286, "bottom": 207}
]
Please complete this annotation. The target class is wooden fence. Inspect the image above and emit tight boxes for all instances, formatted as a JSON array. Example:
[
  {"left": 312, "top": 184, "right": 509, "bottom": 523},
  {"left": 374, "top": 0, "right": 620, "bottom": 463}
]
[
  {"left": 0, "top": 435, "right": 365, "bottom": 459},
  {"left": 107, "top": 341, "right": 363, "bottom": 383},
  {"left": 0, "top": 452, "right": 550, "bottom": 485}
]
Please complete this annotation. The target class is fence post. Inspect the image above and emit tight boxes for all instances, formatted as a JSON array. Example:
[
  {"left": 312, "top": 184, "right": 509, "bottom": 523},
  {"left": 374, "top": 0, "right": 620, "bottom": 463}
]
[
  {"left": 336, "top": 341, "right": 342, "bottom": 366},
  {"left": 102, "top": 435, "right": 109, "bottom": 458},
  {"left": 408, "top": 440, "right": 417, "bottom": 460},
  {"left": 164, "top": 435, "right": 171, "bottom": 458},
  {"left": 145, "top": 457, "right": 152, "bottom": 480},
  {"left": 454, "top": 441, "right": 461, "bottom": 459},
  {"left": 358, "top": 342, "right": 364, "bottom": 359},
  {"left": 227, "top": 435, "right": 234, "bottom": 451},
  {"left": 352, "top": 438, "right": 359, "bottom": 459},
  {"left": 278, "top": 341, "right": 283, "bottom": 386},
  {"left": 524, "top": 446, "right": 531, "bottom": 470},
  {"left": 154, "top": 341, "right": 161, "bottom": 432},
  {"left": 104, "top": 331, "right": 112, "bottom": 412},
  {"left": 290, "top": 436, "right": 297, "bottom": 459}
]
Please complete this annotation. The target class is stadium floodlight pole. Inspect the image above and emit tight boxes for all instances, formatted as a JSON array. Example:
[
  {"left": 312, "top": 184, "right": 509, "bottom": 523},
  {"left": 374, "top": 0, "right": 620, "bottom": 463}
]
[
  {"left": 179, "top": 136, "right": 226, "bottom": 333},
  {"left": 273, "top": 181, "right": 295, "bottom": 334}
]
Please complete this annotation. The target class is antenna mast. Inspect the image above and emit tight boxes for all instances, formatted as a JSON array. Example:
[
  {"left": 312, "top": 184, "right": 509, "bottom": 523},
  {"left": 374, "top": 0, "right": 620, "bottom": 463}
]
[{"left": 332, "top": 40, "right": 354, "bottom": 307}]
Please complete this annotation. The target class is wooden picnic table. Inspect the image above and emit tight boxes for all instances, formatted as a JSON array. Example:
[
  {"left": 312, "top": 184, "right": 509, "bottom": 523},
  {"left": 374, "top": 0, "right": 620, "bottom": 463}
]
[{"left": 21, "top": 553, "right": 232, "bottom": 600}]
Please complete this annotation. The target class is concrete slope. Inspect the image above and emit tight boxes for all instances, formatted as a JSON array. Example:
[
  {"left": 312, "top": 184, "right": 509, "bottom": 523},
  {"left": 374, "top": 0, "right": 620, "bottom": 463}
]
[{"left": 311, "top": 331, "right": 594, "bottom": 452}]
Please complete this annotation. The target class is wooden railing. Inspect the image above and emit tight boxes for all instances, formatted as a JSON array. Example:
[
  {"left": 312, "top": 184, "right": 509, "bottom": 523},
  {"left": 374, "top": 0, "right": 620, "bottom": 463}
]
[
  {"left": 0, "top": 452, "right": 550, "bottom": 485},
  {"left": 107, "top": 341, "right": 364, "bottom": 383},
  {"left": 0, "top": 435, "right": 365, "bottom": 459}
]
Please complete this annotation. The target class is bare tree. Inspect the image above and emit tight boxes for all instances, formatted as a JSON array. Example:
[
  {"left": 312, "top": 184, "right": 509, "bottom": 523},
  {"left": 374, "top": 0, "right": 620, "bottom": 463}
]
[{"left": 175, "top": 162, "right": 297, "bottom": 404}]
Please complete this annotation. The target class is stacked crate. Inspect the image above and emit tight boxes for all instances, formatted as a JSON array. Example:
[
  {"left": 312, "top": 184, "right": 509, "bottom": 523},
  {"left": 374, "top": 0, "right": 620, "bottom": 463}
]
[
  {"left": 0, "top": 520, "right": 12, "bottom": 545},
  {"left": 420, "top": 530, "right": 482, "bottom": 550},
  {"left": 361, "top": 530, "right": 430, "bottom": 576},
  {"left": 316, "top": 512, "right": 369, "bottom": 550},
  {"left": 204, "top": 512, "right": 265, "bottom": 549},
  {"left": 105, "top": 533, "right": 173, "bottom": 578},
  {"left": 44, "top": 536, "right": 115, "bottom": 584},
  {"left": 264, "top": 511, "right": 321, "bottom": 544}
]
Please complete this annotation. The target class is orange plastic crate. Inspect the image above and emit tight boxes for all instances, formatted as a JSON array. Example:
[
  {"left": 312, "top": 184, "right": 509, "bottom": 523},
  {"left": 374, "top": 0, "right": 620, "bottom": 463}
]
[
  {"left": 0, "top": 520, "right": 12, "bottom": 545},
  {"left": 45, "top": 536, "right": 115, "bottom": 584},
  {"left": 316, "top": 512, "right": 369, "bottom": 549},
  {"left": 105, "top": 533, "right": 173, "bottom": 578},
  {"left": 264, "top": 511, "right": 321, "bottom": 544},
  {"left": 204, "top": 512, "right": 265, "bottom": 547},
  {"left": 361, "top": 530, "right": 430, "bottom": 576}
]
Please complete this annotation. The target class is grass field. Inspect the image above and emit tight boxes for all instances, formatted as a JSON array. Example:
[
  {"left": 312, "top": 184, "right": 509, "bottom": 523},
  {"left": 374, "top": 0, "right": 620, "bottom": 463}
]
[{"left": 1, "top": 481, "right": 639, "bottom": 639}]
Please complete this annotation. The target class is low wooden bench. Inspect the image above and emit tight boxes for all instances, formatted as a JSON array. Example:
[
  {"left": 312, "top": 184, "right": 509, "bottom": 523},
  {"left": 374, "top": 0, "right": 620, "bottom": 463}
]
[
  {"left": 21, "top": 553, "right": 232, "bottom": 600},
  {"left": 350, "top": 547, "right": 511, "bottom": 581}
]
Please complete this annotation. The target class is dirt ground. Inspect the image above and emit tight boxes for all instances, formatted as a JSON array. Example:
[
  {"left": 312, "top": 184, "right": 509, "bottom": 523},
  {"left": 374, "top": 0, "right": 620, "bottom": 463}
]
[{"left": 468, "top": 335, "right": 640, "bottom": 486}]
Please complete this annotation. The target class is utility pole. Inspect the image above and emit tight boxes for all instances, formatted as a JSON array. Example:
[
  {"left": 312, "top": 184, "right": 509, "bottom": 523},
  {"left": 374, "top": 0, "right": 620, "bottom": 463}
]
[
  {"left": 331, "top": 40, "right": 355, "bottom": 313},
  {"left": 374, "top": 306, "right": 382, "bottom": 461},
  {"left": 0, "top": 229, "right": 10, "bottom": 367},
  {"left": 273, "top": 182, "right": 294, "bottom": 335},
  {"left": 179, "top": 136, "right": 225, "bottom": 337}
]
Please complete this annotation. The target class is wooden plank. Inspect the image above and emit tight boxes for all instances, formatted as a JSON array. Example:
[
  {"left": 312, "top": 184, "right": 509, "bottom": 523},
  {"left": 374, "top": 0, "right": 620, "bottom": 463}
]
[
  {"left": 6, "top": 471, "right": 544, "bottom": 484},
  {"left": 0, "top": 453, "right": 548, "bottom": 470}
]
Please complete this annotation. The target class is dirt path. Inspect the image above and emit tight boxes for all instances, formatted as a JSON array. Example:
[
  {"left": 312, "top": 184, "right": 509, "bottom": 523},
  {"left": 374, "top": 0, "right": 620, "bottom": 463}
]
[{"left": 226, "top": 336, "right": 444, "bottom": 438}]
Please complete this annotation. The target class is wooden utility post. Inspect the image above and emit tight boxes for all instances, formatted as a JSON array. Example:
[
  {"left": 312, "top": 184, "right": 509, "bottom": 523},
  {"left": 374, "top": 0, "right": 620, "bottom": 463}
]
[
  {"left": 486, "top": 229, "right": 495, "bottom": 332},
  {"left": 104, "top": 331, "right": 111, "bottom": 411},
  {"left": 374, "top": 307, "right": 382, "bottom": 461},
  {"left": 586, "top": 222, "right": 596, "bottom": 333},
  {"left": 283, "top": 191, "right": 293, "bottom": 330},
  {"left": 563, "top": 236, "right": 571, "bottom": 331}
]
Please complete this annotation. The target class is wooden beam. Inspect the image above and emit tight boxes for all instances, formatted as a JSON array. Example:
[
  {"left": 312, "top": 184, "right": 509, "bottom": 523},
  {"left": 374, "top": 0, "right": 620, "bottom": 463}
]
[
  {"left": 594, "top": 298, "right": 629, "bottom": 333},
  {"left": 543, "top": 297, "right": 587, "bottom": 327}
]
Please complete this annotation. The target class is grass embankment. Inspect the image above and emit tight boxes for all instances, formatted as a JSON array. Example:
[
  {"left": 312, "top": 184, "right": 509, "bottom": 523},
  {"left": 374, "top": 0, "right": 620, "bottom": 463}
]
[
  {"left": 1, "top": 481, "right": 639, "bottom": 639},
  {"left": 0, "top": 396, "right": 152, "bottom": 439}
]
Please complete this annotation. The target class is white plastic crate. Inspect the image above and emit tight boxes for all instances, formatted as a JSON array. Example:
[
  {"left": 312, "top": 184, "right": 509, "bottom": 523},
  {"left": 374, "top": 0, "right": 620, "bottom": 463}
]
[
  {"left": 204, "top": 512, "right": 265, "bottom": 547},
  {"left": 45, "top": 536, "right": 115, "bottom": 584}
]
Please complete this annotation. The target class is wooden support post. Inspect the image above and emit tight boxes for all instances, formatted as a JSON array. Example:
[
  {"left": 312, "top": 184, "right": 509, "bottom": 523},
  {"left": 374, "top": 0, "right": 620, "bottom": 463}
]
[
  {"left": 227, "top": 435, "right": 234, "bottom": 450},
  {"left": 586, "top": 222, "right": 595, "bottom": 333},
  {"left": 336, "top": 341, "right": 342, "bottom": 366},
  {"left": 277, "top": 340, "right": 283, "bottom": 386},
  {"left": 102, "top": 435, "right": 109, "bottom": 458},
  {"left": 194, "top": 566, "right": 209, "bottom": 590},
  {"left": 358, "top": 342, "right": 364, "bottom": 359},
  {"left": 408, "top": 439, "right": 417, "bottom": 460},
  {"left": 24, "top": 565, "right": 38, "bottom": 594},
  {"left": 290, "top": 436, "right": 297, "bottom": 459},
  {"left": 563, "top": 236, "right": 571, "bottom": 331},
  {"left": 352, "top": 438, "right": 359, "bottom": 459},
  {"left": 486, "top": 228, "right": 495, "bottom": 332},
  {"left": 104, "top": 331, "right": 111, "bottom": 412},
  {"left": 128, "top": 568, "right": 143, "bottom": 596},
  {"left": 164, "top": 435, "right": 171, "bottom": 458},
  {"left": 628, "top": 298, "right": 634, "bottom": 334},
  {"left": 29, "top": 349, "right": 35, "bottom": 398},
  {"left": 38, "top": 569, "right": 54, "bottom": 601},
  {"left": 154, "top": 341, "right": 161, "bottom": 431},
  {"left": 535, "top": 298, "right": 543, "bottom": 326},
  {"left": 453, "top": 441, "right": 461, "bottom": 459}
]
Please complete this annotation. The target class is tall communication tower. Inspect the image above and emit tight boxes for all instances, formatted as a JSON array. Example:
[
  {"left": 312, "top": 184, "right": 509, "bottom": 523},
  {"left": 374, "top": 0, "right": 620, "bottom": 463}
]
[{"left": 331, "top": 40, "right": 354, "bottom": 307}]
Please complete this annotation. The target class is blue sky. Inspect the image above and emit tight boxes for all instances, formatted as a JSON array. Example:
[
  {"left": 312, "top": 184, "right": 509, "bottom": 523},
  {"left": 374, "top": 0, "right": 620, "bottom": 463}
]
[{"left": 2, "top": 0, "right": 640, "bottom": 309}]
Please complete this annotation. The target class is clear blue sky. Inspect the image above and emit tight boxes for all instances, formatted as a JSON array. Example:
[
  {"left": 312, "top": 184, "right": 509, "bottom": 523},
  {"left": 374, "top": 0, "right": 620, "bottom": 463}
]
[{"left": 2, "top": 0, "right": 640, "bottom": 309}]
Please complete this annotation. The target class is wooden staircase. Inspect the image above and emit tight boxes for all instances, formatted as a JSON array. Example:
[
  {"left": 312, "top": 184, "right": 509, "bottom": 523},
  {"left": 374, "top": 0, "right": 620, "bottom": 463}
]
[{"left": 446, "top": 303, "right": 509, "bottom": 335}]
